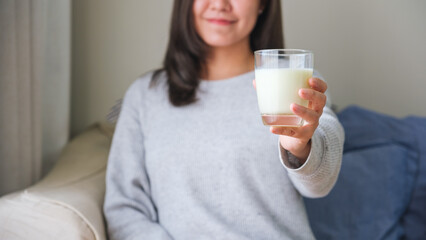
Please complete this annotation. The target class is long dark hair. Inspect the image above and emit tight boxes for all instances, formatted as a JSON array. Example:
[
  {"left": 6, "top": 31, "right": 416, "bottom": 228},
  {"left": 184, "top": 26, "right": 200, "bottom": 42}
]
[{"left": 152, "top": 0, "right": 284, "bottom": 107}]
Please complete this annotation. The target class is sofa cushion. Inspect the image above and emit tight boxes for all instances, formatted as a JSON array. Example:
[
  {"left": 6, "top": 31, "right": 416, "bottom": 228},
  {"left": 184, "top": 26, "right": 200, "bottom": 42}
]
[
  {"left": 0, "top": 123, "right": 112, "bottom": 240},
  {"left": 0, "top": 191, "right": 95, "bottom": 240},
  {"left": 304, "top": 106, "right": 421, "bottom": 239},
  {"left": 36, "top": 122, "right": 113, "bottom": 189},
  {"left": 400, "top": 117, "right": 426, "bottom": 239}
]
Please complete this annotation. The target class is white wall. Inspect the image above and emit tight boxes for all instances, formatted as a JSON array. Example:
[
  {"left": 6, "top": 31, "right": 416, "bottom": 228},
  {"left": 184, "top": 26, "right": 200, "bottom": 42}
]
[
  {"left": 72, "top": 0, "right": 173, "bottom": 135},
  {"left": 283, "top": 0, "right": 426, "bottom": 116},
  {"left": 72, "top": 0, "right": 426, "bottom": 135},
  {"left": 39, "top": 0, "right": 72, "bottom": 175}
]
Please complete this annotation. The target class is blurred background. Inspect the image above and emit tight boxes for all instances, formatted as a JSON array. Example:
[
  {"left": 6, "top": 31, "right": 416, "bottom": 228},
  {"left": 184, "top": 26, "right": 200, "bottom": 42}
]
[
  {"left": 71, "top": 0, "right": 426, "bottom": 135},
  {"left": 1, "top": 0, "right": 426, "bottom": 194}
]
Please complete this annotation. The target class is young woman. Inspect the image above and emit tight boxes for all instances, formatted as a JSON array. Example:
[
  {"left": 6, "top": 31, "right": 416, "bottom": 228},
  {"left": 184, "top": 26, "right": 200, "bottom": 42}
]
[{"left": 104, "top": 0, "right": 344, "bottom": 239}]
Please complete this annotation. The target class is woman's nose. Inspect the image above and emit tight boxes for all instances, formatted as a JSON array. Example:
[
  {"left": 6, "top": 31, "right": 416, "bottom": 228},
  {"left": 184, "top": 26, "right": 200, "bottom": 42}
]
[{"left": 209, "top": 0, "right": 231, "bottom": 12}]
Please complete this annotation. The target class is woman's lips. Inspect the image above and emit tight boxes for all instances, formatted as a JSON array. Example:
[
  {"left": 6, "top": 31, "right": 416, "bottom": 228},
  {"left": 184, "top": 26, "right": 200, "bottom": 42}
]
[{"left": 207, "top": 18, "right": 236, "bottom": 25}]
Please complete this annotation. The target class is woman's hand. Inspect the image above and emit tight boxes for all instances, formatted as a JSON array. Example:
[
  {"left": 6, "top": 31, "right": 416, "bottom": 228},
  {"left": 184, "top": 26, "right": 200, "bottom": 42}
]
[
  {"left": 273, "top": 78, "right": 327, "bottom": 163},
  {"left": 254, "top": 78, "right": 328, "bottom": 164}
]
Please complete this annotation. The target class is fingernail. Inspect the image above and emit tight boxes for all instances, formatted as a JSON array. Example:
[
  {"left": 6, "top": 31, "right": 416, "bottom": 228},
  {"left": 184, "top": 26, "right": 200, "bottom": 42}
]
[{"left": 292, "top": 103, "right": 301, "bottom": 113}]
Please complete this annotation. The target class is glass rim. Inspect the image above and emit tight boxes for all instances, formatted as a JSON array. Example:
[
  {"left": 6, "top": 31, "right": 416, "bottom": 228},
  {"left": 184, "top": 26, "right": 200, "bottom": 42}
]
[{"left": 254, "top": 49, "right": 312, "bottom": 56}]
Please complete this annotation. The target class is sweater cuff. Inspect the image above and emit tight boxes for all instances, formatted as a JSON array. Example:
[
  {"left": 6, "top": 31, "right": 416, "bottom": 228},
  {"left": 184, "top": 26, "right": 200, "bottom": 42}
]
[{"left": 279, "top": 130, "right": 325, "bottom": 177}]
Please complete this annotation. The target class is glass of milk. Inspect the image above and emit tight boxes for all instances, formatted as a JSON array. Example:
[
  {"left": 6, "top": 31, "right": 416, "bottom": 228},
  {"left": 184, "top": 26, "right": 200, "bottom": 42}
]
[{"left": 254, "top": 49, "right": 313, "bottom": 127}]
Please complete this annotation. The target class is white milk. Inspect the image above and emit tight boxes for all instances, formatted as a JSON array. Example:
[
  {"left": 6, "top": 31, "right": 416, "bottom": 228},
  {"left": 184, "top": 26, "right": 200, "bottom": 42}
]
[{"left": 255, "top": 68, "right": 312, "bottom": 115}]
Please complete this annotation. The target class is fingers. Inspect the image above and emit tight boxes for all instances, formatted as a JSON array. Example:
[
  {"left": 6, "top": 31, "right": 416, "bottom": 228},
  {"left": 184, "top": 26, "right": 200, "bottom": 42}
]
[
  {"left": 267, "top": 78, "right": 326, "bottom": 145},
  {"left": 309, "top": 78, "right": 327, "bottom": 93},
  {"left": 270, "top": 125, "right": 314, "bottom": 142},
  {"left": 270, "top": 104, "right": 321, "bottom": 139},
  {"left": 295, "top": 78, "right": 328, "bottom": 113},
  {"left": 299, "top": 88, "right": 327, "bottom": 113},
  {"left": 291, "top": 103, "right": 321, "bottom": 125},
  {"left": 252, "top": 79, "right": 256, "bottom": 89},
  {"left": 270, "top": 126, "right": 297, "bottom": 137}
]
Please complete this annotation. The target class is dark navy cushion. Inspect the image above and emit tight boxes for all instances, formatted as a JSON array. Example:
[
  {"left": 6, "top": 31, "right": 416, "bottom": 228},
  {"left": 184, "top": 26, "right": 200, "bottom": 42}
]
[
  {"left": 401, "top": 117, "right": 426, "bottom": 240},
  {"left": 304, "top": 106, "right": 424, "bottom": 240}
]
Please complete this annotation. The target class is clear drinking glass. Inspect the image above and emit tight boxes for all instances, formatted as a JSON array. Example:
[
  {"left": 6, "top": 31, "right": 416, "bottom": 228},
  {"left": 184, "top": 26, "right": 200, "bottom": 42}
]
[{"left": 254, "top": 49, "right": 313, "bottom": 127}]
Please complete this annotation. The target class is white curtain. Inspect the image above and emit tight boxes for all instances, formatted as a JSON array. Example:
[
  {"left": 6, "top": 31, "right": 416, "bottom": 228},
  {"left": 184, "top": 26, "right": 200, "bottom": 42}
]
[{"left": 0, "top": 0, "right": 71, "bottom": 196}]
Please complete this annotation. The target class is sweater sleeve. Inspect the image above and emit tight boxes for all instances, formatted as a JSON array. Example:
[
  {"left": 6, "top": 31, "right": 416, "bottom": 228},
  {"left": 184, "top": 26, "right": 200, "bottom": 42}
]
[
  {"left": 103, "top": 79, "right": 173, "bottom": 240},
  {"left": 279, "top": 106, "right": 345, "bottom": 198}
]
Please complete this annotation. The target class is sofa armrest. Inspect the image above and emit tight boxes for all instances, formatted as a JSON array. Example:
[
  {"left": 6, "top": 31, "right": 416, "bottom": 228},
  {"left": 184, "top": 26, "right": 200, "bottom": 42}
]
[{"left": 0, "top": 122, "right": 114, "bottom": 240}]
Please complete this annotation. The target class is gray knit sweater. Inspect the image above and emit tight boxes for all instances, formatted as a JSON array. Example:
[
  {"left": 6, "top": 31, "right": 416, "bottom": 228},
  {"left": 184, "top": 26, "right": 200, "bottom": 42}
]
[{"left": 104, "top": 70, "right": 344, "bottom": 240}]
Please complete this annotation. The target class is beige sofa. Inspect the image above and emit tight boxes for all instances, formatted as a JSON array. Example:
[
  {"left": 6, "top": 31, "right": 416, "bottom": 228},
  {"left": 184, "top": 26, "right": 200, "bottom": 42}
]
[{"left": 0, "top": 122, "right": 114, "bottom": 240}]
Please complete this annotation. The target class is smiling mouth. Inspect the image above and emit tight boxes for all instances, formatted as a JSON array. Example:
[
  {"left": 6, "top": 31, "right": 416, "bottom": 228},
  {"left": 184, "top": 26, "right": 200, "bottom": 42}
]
[{"left": 207, "top": 18, "right": 236, "bottom": 25}]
